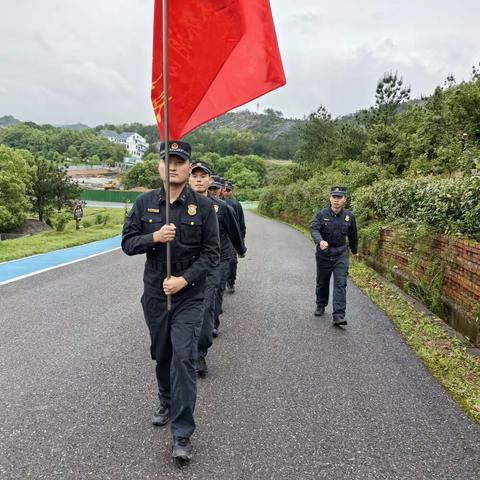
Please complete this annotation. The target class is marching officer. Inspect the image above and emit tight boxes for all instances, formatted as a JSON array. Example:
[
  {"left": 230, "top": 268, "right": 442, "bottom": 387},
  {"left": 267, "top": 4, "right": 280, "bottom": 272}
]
[
  {"left": 121, "top": 141, "right": 220, "bottom": 461},
  {"left": 207, "top": 176, "right": 246, "bottom": 336},
  {"left": 310, "top": 186, "right": 358, "bottom": 326},
  {"left": 189, "top": 162, "right": 245, "bottom": 375},
  {"left": 223, "top": 181, "right": 246, "bottom": 293}
]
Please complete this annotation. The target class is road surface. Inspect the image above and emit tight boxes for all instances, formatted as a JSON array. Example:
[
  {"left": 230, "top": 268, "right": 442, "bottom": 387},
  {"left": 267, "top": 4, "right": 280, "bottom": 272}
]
[{"left": 1, "top": 211, "right": 478, "bottom": 479}]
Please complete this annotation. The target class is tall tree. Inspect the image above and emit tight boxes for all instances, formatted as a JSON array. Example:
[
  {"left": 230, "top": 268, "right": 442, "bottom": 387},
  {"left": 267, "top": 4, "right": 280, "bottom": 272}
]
[{"left": 28, "top": 157, "right": 80, "bottom": 222}]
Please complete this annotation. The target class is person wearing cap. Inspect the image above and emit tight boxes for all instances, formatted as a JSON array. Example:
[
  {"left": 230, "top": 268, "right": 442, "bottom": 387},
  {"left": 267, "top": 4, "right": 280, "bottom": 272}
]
[
  {"left": 208, "top": 175, "right": 224, "bottom": 198},
  {"left": 222, "top": 181, "right": 246, "bottom": 294},
  {"left": 190, "top": 162, "right": 246, "bottom": 374},
  {"left": 121, "top": 141, "right": 220, "bottom": 461},
  {"left": 310, "top": 186, "right": 358, "bottom": 326}
]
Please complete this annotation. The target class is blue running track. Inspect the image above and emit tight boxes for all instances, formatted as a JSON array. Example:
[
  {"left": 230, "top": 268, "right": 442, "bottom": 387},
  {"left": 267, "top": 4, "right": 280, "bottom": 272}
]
[{"left": 0, "top": 236, "right": 121, "bottom": 285}]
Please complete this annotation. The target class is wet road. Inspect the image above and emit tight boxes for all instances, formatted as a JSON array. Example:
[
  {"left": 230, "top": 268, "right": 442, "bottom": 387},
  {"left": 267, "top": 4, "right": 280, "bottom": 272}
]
[{"left": 1, "top": 211, "right": 479, "bottom": 479}]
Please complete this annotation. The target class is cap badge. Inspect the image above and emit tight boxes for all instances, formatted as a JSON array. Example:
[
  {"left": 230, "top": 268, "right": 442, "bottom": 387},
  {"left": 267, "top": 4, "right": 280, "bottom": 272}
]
[
  {"left": 171, "top": 142, "right": 179, "bottom": 150},
  {"left": 335, "top": 187, "right": 340, "bottom": 192},
  {"left": 187, "top": 204, "right": 198, "bottom": 216}
]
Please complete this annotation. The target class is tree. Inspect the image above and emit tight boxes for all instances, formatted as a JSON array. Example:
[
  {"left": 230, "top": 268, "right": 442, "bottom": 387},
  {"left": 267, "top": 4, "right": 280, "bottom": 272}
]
[
  {"left": 0, "top": 146, "right": 33, "bottom": 231},
  {"left": 374, "top": 72, "right": 411, "bottom": 126},
  {"left": 28, "top": 157, "right": 80, "bottom": 222},
  {"left": 122, "top": 155, "right": 163, "bottom": 190}
]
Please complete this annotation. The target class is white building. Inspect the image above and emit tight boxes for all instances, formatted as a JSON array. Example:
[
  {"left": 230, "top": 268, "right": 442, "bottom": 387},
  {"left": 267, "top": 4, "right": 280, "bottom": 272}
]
[{"left": 100, "top": 130, "right": 149, "bottom": 163}]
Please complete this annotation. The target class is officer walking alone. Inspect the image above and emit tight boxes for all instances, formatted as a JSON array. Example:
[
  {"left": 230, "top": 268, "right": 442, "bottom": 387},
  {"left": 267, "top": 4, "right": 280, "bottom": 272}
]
[
  {"left": 121, "top": 141, "right": 220, "bottom": 461},
  {"left": 310, "top": 186, "right": 358, "bottom": 326}
]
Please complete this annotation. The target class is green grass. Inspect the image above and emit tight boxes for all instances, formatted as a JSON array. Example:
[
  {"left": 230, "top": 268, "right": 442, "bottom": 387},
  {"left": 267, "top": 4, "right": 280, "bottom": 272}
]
[
  {"left": 252, "top": 209, "right": 480, "bottom": 423},
  {"left": 0, "top": 208, "right": 125, "bottom": 263}
]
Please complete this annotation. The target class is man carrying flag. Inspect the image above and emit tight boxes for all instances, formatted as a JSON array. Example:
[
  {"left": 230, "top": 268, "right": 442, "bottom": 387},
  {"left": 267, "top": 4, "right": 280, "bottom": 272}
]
[
  {"left": 122, "top": 141, "right": 219, "bottom": 460},
  {"left": 147, "top": 0, "right": 285, "bottom": 461}
]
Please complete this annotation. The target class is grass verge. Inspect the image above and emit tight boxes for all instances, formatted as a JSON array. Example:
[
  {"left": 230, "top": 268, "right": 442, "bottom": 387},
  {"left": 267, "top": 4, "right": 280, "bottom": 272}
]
[
  {"left": 0, "top": 208, "right": 125, "bottom": 263},
  {"left": 253, "top": 209, "right": 480, "bottom": 423}
]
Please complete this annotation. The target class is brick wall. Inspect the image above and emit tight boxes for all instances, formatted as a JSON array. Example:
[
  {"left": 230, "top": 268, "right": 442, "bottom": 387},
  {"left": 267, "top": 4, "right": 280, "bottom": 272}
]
[{"left": 364, "top": 229, "right": 480, "bottom": 346}]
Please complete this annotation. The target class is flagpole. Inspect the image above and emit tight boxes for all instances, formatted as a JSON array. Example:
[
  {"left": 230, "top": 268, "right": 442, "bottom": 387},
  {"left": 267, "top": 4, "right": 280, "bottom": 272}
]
[{"left": 163, "top": 0, "right": 172, "bottom": 310}]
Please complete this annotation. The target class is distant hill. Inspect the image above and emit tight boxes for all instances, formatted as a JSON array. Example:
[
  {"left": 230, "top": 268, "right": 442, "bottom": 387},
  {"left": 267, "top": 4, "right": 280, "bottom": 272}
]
[
  {"left": 0, "top": 115, "right": 21, "bottom": 128},
  {"left": 55, "top": 123, "right": 90, "bottom": 131},
  {"left": 205, "top": 109, "right": 304, "bottom": 140}
]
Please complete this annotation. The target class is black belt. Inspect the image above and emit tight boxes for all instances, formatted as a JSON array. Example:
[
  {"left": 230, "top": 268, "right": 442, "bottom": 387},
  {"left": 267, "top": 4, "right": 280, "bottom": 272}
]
[{"left": 146, "top": 257, "right": 197, "bottom": 275}]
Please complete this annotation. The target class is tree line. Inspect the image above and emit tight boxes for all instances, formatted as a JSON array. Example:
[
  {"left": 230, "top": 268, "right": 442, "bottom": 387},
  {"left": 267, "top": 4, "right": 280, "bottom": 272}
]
[{"left": 259, "top": 65, "right": 480, "bottom": 242}]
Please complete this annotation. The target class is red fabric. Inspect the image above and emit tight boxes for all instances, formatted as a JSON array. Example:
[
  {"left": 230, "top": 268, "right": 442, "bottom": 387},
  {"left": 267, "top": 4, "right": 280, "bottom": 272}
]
[{"left": 151, "top": 0, "right": 286, "bottom": 140}]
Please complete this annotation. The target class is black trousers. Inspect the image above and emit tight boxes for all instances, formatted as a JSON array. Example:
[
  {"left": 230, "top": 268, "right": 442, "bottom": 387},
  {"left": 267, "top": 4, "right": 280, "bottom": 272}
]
[
  {"left": 227, "top": 251, "right": 238, "bottom": 287},
  {"left": 315, "top": 247, "right": 349, "bottom": 319},
  {"left": 214, "top": 259, "right": 231, "bottom": 329},
  {"left": 198, "top": 265, "right": 222, "bottom": 359},
  {"left": 141, "top": 281, "right": 204, "bottom": 439}
]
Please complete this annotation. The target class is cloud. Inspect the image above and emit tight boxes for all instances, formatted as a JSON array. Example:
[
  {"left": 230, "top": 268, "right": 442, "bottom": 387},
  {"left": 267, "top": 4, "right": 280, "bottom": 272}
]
[{"left": 1, "top": 0, "right": 480, "bottom": 123}]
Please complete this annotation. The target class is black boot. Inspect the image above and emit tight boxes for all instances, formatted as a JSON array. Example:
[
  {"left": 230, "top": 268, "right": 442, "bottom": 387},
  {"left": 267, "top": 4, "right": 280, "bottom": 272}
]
[
  {"left": 333, "top": 315, "right": 347, "bottom": 326},
  {"left": 172, "top": 437, "right": 193, "bottom": 461},
  {"left": 196, "top": 356, "right": 209, "bottom": 377},
  {"left": 152, "top": 403, "right": 170, "bottom": 426},
  {"left": 314, "top": 306, "right": 325, "bottom": 316}
]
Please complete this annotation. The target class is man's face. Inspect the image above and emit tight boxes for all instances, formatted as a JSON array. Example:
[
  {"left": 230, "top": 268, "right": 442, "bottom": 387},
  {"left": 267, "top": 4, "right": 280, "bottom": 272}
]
[
  {"left": 330, "top": 195, "right": 346, "bottom": 210},
  {"left": 158, "top": 155, "right": 191, "bottom": 185},
  {"left": 209, "top": 187, "right": 221, "bottom": 198},
  {"left": 223, "top": 188, "right": 232, "bottom": 199},
  {"left": 190, "top": 169, "right": 210, "bottom": 194}
]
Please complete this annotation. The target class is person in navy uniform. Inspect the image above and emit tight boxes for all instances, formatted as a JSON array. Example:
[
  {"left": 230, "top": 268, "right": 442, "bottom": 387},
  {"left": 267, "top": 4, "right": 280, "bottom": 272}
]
[
  {"left": 310, "top": 186, "right": 358, "bottom": 326},
  {"left": 189, "top": 162, "right": 245, "bottom": 375},
  {"left": 223, "top": 181, "right": 246, "bottom": 293},
  {"left": 207, "top": 176, "right": 246, "bottom": 336},
  {"left": 121, "top": 141, "right": 220, "bottom": 461}
]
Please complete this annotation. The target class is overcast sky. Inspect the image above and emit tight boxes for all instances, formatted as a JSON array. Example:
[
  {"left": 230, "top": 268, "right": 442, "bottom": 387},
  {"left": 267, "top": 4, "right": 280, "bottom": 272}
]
[{"left": 1, "top": 0, "right": 479, "bottom": 125}]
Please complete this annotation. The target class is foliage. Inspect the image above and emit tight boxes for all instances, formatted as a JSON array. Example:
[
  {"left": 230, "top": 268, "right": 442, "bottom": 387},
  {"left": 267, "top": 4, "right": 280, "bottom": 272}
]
[
  {"left": 0, "top": 146, "right": 34, "bottom": 231},
  {"left": 0, "top": 123, "right": 126, "bottom": 165},
  {"left": 28, "top": 157, "right": 81, "bottom": 222},
  {"left": 352, "top": 176, "right": 480, "bottom": 240},
  {"left": 51, "top": 209, "right": 72, "bottom": 232},
  {"left": 122, "top": 154, "right": 163, "bottom": 190}
]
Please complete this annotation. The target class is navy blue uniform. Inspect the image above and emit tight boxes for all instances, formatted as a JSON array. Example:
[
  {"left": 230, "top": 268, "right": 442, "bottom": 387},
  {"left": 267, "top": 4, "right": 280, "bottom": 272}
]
[
  {"left": 310, "top": 207, "right": 358, "bottom": 321},
  {"left": 198, "top": 195, "right": 245, "bottom": 357},
  {"left": 224, "top": 197, "right": 246, "bottom": 288},
  {"left": 122, "top": 185, "right": 219, "bottom": 438}
]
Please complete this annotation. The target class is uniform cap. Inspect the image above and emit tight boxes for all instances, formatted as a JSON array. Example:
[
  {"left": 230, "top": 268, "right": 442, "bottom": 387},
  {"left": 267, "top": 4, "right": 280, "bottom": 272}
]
[
  {"left": 191, "top": 161, "right": 212, "bottom": 175},
  {"left": 159, "top": 141, "right": 191, "bottom": 161},
  {"left": 331, "top": 186, "right": 347, "bottom": 197}
]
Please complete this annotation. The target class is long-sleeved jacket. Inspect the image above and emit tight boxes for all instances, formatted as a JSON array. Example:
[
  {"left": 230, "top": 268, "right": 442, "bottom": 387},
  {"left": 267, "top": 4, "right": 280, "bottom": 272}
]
[
  {"left": 210, "top": 195, "right": 246, "bottom": 261},
  {"left": 122, "top": 185, "right": 220, "bottom": 288},
  {"left": 310, "top": 207, "right": 358, "bottom": 255},
  {"left": 225, "top": 198, "right": 246, "bottom": 240}
]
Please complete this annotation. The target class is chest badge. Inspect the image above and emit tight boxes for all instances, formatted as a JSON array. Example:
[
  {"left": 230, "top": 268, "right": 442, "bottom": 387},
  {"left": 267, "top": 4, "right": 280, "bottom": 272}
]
[
  {"left": 345, "top": 215, "right": 350, "bottom": 222},
  {"left": 187, "top": 204, "right": 198, "bottom": 216},
  {"left": 147, "top": 208, "right": 160, "bottom": 213},
  {"left": 214, "top": 205, "right": 219, "bottom": 213}
]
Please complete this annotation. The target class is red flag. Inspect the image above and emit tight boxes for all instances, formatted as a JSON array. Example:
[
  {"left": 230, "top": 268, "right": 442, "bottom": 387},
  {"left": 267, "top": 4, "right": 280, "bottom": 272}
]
[{"left": 151, "top": 0, "right": 286, "bottom": 140}]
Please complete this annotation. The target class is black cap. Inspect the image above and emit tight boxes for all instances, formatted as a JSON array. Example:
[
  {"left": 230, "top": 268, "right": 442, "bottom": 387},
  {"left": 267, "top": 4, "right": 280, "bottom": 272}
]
[
  {"left": 225, "top": 181, "right": 234, "bottom": 190},
  {"left": 191, "top": 161, "right": 213, "bottom": 175},
  {"left": 159, "top": 141, "right": 191, "bottom": 161},
  {"left": 331, "top": 186, "right": 347, "bottom": 197}
]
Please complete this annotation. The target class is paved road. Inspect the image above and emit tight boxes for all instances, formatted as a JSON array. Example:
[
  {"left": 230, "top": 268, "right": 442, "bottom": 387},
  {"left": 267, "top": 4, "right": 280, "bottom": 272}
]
[{"left": 1, "top": 212, "right": 478, "bottom": 479}]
